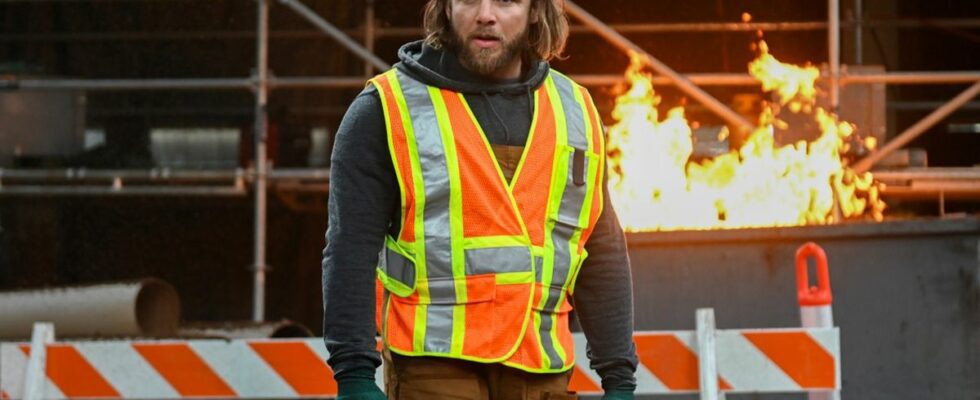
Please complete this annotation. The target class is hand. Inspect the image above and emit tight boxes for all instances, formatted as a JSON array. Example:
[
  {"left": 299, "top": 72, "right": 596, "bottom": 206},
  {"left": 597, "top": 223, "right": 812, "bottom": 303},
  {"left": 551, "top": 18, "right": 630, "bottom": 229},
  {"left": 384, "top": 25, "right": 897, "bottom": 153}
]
[
  {"left": 600, "top": 390, "right": 635, "bottom": 400},
  {"left": 336, "top": 378, "right": 386, "bottom": 400}
]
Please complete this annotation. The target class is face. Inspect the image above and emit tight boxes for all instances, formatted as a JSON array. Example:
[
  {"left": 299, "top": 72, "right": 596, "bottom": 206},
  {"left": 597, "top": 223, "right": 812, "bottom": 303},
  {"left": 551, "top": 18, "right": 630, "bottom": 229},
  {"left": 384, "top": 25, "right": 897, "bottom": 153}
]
[{"left": 447, "top": 0, "right": 535, "bottom": 80}]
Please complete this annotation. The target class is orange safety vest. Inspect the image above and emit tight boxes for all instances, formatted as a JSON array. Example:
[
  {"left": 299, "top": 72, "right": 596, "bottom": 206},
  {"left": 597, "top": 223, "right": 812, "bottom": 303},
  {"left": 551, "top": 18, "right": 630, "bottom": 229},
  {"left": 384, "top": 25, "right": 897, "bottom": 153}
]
[{"left": 369, "top": 68, "right": 605, "bottom": 373}]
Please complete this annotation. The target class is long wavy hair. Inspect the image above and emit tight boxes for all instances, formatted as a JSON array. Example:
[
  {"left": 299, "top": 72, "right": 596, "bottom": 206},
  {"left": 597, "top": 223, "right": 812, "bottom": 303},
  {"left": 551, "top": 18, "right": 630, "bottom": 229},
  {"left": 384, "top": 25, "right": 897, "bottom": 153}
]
[{"left": 422, "top": 0, "right": 569, "bottom": 61}]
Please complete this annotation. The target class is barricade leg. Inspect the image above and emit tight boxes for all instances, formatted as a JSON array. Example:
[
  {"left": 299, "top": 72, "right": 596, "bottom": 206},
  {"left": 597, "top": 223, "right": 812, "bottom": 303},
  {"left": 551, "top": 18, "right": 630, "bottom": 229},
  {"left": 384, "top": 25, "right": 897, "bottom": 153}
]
[
  {"left": 696, "top": 308, "right": 724, "bottom": 400},
  {"left": 23, "top": 322, "right": 54, "bottom": 400}
]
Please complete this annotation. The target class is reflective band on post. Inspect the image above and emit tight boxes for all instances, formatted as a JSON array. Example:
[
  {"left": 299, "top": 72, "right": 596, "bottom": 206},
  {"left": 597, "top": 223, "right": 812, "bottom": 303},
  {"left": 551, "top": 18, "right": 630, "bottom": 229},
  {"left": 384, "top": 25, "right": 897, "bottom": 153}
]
[{"left": 464, "top": 246, "right": 533, "bottom": 275}]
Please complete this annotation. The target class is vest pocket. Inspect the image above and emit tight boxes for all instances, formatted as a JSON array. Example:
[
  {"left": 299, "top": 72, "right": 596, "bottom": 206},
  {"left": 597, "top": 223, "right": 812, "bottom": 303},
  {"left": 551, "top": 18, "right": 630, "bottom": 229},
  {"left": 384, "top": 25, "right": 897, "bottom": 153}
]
[{"left": 377, "top": 239, "right": 417, "bottom": 297}]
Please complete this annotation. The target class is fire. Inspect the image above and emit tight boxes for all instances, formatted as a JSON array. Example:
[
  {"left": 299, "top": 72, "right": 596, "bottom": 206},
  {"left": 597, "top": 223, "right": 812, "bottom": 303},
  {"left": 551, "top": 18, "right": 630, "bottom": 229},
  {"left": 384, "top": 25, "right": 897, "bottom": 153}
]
[{"left": 607, "top": 43, "right": 885, "bottom": 231}]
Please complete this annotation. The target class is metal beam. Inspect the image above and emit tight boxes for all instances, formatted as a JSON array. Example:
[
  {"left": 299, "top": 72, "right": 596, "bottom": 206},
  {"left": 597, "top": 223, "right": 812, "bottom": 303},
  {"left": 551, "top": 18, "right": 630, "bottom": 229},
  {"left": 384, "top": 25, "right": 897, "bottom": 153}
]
[
  {"left": 854, "top": 0, "right": 863, "bottom": 64},
  {"left": 0, "top": 186, "right": 247, "bottom": 196},
  {"left": 251, "top": 0, "right": 270, "bottom": 323},
  {"left": 363, "top": 0, "right": 376, "bottom": 77},
  {"left": 277, "top": 0, "right": 390, "bottom": 72},
  {"left": 269, "top": 76, "right": 367, "bottom": 88},
  {"left": 8, "top": 78, "right": 251, "bottom": 91},
  {"left": 840, "top": 72, "right": 980, "bottom": 84},
  {"left": 853, "top": 81, "right": 980, "bottom": 173},
  {"left": 6, "top": 72, "right": 974, "bottom": 93},
  {"left": 873, "top": 168, "right": 980, "bottom": 181},
  {"left": 5, "top": 19, "right": 980, "bottom": 43},
  {"left": 570, "top": 73, "right": 759, "bottom": 87},
  {"left": 829, "top": 0, "right": 841, "bottom": 110},
  {"left": 563, "top": 1, "right": 755, "bottom": 133},
  {"left": 572, "top": 72, "right": 980, "bottom": 87}
]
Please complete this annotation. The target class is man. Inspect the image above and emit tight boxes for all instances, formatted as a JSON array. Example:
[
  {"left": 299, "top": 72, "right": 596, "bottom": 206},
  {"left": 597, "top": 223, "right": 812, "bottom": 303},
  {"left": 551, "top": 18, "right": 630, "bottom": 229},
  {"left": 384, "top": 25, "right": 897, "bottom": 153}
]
[{"left": 322, "top": 0, "right": 637, "bottom": 398}]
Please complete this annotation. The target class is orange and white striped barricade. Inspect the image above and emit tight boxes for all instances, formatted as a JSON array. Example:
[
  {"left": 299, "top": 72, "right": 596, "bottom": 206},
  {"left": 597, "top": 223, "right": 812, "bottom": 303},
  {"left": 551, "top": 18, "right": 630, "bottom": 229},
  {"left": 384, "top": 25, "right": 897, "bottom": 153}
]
[
  {"left": 2, "top": 316, "right": 839, "bottom": 399},
  {"left": 1, "top": 328, "right": 344, "bottom": 399},
  {"left": 795, "top": 242, "right": 839, "bottom": 400},
  {"left": 569, "top": 311, "right": 841, "bottom": 398}
]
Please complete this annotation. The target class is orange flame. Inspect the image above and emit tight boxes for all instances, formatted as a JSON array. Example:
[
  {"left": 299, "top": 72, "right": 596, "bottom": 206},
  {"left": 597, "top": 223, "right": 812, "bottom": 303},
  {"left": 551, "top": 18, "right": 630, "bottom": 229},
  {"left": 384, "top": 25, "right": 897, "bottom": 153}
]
[{"left": 607, "top": 43, "right": 885, "bottom": 231}]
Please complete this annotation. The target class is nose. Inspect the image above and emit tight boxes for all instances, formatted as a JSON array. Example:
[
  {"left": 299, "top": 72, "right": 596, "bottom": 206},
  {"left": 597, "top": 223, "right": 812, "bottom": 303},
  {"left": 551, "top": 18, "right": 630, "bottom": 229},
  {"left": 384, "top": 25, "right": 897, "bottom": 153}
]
[{"left": 475, "top": 0, "right": 496, "bottom": 25}]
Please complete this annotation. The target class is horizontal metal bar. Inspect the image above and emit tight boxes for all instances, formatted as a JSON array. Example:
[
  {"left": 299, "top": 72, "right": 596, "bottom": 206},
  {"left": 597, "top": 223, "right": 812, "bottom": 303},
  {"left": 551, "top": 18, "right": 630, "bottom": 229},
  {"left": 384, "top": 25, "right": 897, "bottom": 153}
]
[
  {"left": 912, "top": 181, "right": 980, "bottom": 190},
  {"left": 0, "top": 186, "right": 247, "bottom": 196},
  {"left": 872, "top": 168, "right": 980, "bottom": 181},
  {"left": 881, "top": 185, "right": 980, "bottom": 200},
  {"left": 9, "top": 78, "right": 252, "bottom": 91},
  {"left": 840, "top": 72, "right": 980, "bottom": 84},
  {"left": 0, "top": 168, "right": 330, "bottom": 181},
  {"left": 572, "top": 72, "right": 980, "bottom": 87},
  {"left": 7, "top": 71, "right": 974, "bottom": 92},
  {"left": 90, "top": 105, "right": 349, "bottom": 117},
  {"left": 570, "top": 73, "right": 759, "bottom": 87},
  {"left": 4, "top": 19, "right": 979, "bottom": 43},
  {"left": 269, "top": 76, "right": 367, "bottom": 89},
  {"left": 887, "top": 101, "right": 980, "bottom": 111}
]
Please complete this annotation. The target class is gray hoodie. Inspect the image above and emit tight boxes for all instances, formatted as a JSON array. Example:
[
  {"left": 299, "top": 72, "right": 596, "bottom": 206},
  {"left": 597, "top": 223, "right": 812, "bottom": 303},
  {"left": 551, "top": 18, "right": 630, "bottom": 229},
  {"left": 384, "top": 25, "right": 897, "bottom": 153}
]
[{"left": 322, "top": 40, "right": 637, "bottom": 391}]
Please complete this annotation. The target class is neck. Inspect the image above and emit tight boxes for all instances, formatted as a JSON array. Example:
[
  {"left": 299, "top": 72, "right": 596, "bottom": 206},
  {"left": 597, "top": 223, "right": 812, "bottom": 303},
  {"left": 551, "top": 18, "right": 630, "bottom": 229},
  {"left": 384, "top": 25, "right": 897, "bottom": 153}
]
[{"left": 488, "top": 58, "right": 523, "bottom": 81}]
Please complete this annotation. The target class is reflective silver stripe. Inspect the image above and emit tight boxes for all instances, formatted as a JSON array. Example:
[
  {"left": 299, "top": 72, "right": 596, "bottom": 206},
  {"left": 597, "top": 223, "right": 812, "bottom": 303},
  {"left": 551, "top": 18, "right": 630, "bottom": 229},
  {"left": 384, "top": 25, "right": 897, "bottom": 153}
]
[
  {"left": 539, "top": 72, "right": 592, "bottom": 368},
  {"left": 380, "top": 246, "right": 415, "bottom": 288},
  {"left": 535, "top": 256, "right": 544, "bottom": 283},
  {"left": 464, "top": 246, "right": 532, "bottom": 275},
  {"left": 427, "top": 277, "right": 459, "bottom": 304},
  {"left": 424, "top": 305, "right": 454, "bottom": 353},
  {"left": 552, "top": 73, "right": 589, "bottom": 151},
  {"left": 395, "top": 70, "right": 456, "bottom": 353},
  {"left": 537, "top": 285, "right": 567, "bottom": 369},
  {"left": 423, "top": 273, "right": 458, "bottom": 354}
]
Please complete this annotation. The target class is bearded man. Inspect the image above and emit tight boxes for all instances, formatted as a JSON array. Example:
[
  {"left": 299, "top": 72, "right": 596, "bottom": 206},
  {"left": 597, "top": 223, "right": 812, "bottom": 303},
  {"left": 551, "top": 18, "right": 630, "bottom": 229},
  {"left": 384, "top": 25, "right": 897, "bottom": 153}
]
[{"left": 322, "top": 0, "right": 637, "bottom": 398}]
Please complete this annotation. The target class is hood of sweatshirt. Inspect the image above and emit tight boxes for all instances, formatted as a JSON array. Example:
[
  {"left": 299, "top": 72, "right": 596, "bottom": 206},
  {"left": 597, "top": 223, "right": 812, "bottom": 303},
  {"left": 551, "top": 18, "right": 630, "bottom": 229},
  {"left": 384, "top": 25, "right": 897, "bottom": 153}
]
[{"left": 393, "top": 40, "right": 550, "bottom": 95}]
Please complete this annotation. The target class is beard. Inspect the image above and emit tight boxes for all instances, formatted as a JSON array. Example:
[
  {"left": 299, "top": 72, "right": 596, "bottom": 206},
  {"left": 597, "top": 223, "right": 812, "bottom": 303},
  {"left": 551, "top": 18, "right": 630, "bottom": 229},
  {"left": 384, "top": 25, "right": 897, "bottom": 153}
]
[{"left": 450, "top": 24, "right": 529, "bottom": 77}]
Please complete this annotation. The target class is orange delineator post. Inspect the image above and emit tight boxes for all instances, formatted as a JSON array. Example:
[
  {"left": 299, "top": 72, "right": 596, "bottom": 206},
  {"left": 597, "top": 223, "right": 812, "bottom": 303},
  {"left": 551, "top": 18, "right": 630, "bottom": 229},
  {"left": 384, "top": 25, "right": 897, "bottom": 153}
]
[{"left": 795, "top": 242, "right": 840, "bottom": 400}]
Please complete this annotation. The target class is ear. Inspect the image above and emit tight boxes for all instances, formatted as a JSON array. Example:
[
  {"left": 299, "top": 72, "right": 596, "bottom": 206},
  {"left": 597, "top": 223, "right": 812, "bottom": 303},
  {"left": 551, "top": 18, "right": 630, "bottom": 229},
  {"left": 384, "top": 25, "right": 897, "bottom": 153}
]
[{"left": 445, "top": 0, "right": 452, "bottom": 20}]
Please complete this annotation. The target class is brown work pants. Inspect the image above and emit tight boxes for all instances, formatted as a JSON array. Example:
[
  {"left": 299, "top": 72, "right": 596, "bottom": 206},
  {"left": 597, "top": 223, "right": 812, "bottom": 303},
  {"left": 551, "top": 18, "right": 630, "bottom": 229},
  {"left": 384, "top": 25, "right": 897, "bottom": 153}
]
[{"left": 384, "top": 351, "right": 578, "bottom": 400}]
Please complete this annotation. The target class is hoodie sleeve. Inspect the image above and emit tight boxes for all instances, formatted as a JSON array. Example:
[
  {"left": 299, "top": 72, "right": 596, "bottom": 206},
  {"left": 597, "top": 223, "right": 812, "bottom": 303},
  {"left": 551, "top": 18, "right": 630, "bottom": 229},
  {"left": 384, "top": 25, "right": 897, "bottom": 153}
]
[
  {"left": 572, "top": 178, "right": 639, "bottom": 392},
  {"left": 322, "top": 86, "right": 396, "bottom": 378}
]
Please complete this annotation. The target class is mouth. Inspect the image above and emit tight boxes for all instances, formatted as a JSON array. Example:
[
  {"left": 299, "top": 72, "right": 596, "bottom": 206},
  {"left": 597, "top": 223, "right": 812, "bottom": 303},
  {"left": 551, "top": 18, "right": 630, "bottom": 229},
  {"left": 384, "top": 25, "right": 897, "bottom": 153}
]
[{"left": 470, "top": 34, "right": 501, "bottom": 49}]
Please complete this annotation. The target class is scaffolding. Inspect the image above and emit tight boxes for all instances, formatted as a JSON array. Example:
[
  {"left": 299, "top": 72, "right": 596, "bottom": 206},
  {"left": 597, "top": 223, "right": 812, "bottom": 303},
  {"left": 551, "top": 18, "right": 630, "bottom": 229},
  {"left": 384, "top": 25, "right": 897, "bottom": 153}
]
[{"left": 1, "top": 0, "right": 978, "bottom": 321}]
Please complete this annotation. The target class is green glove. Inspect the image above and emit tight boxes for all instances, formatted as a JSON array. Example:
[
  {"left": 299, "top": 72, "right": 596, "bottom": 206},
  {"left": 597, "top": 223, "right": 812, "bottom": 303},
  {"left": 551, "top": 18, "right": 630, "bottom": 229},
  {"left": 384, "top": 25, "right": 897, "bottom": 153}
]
[
  {"left": 601, "top": 390, "right": 635, "bottom": 400},
  {"left": 336, "top": 378, "right": 386, "bottom": 400}
]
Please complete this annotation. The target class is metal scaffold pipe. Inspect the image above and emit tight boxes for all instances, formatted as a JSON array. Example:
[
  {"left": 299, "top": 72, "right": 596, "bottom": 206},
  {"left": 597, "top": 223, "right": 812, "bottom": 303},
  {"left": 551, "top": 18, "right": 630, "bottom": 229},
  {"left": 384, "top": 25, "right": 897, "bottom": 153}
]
[
  {"left": 364, "top": 0, "right": 376, "bottom": 77},
  {"left": 10, "top": 78, "right": 251, "bottom": 91},
  {"left": 829, "top": 0, "right": 841, "bottom": 111},
  {"left": 252, "top": 0, "right": 270, "bottom": 323},
  {"left": 854, "top": 0, "right": 863, "bottom": 64},
  {"left": 563, "top": 1, "right": 755, "bottom": 133}
]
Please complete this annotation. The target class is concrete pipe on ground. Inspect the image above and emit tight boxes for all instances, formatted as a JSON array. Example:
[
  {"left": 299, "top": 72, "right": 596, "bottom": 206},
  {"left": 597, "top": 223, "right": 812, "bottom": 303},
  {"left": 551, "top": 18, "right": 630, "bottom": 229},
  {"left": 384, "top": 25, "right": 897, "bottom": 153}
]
[{"left": 0, "top": 278, "right": 180, "bottom": 339}]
